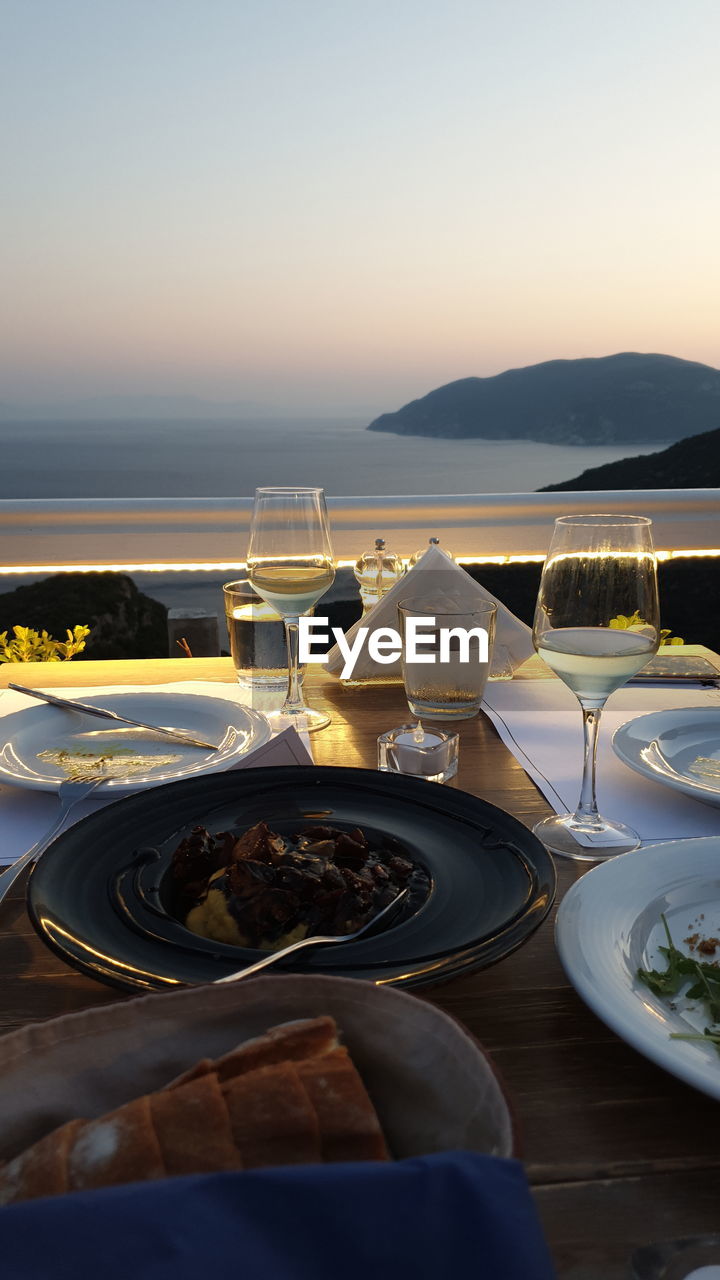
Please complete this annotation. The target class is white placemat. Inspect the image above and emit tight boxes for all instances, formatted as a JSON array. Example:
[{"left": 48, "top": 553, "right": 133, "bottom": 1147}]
[
  {"left": 482, "top": 679, "right": 720, "bottom": 847},
  {"left": 0, "top": 681, "right": 313, "bottom": 867}
]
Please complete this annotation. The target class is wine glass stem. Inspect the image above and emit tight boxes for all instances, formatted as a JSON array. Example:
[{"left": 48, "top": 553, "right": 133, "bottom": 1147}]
[
  {"left": 283, "top": 618, "right": 304, "bottom": 712},
  {"left": 575, "top": 703, "right": 605, "bottom": 822}
]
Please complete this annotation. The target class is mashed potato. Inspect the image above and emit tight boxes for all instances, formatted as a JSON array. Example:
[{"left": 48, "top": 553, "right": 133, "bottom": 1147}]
[{"left": 186, "top": 888, "right": 309, "bottom": 951}]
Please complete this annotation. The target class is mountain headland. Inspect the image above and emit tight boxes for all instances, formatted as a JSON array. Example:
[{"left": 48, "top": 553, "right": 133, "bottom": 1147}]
[
  {"left": 367, "top": 353, "right": 720, "bottom": 446},
  {"left": 539, "top": 425, "right": 720, "bottom": 490}
]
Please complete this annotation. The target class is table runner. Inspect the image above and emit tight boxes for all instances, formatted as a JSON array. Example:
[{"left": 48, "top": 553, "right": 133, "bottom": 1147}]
[
  {"left": 0, "top": 682, "right": 312, "bottom": 867},
  {"left": 482, "top": 679, "right": 720, "bottom": 847}
]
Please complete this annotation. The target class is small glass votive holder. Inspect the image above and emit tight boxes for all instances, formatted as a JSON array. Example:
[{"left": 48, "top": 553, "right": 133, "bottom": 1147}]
[{"left": 377, "top": 723, "right": 459, "bottom": 784}]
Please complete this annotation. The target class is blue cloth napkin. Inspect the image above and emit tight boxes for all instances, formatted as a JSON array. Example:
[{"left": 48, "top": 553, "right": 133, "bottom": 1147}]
[{"left": 0, "top": 1150, "right": 556, "bottom": 1280}]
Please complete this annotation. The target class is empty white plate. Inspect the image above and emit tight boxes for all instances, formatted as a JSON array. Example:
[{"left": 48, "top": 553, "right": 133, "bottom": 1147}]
[
  {"left": 0, "top": 691, "right": 271, "bottom": 791},
  {"left": 613, "top": 706, "right": 720, "bottom": 808}
]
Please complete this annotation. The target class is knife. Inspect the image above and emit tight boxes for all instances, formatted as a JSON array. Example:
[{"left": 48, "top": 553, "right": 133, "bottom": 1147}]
[{"left": 7, "top": 683, "right": 221, "bottom": 751}]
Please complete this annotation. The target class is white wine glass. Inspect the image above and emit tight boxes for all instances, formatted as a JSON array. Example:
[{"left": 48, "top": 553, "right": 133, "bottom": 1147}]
[
  {"left": 247, "top": 487, "right": 335, "bottom": 733},
  {"left": 532, "top": 513, "right": 660, "bottom": 860}
]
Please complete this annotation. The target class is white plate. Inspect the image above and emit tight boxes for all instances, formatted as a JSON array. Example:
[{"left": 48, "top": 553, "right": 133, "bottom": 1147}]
[
  {"left": 0, "top": 691, "right": 271, "bottom": 792},
  {"left": 556, "top": 837, "right": 720, "bottom": 1100},
  {"left": 613, "top": 706, "right": 720, "bottom": 808}
]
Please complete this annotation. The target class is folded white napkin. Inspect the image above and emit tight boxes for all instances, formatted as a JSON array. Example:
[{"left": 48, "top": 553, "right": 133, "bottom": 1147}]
[{"left": 323, "top": 545, "right": 535, "bottom": 680}]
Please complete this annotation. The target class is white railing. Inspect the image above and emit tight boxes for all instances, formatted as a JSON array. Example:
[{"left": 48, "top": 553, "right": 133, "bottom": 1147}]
[{"left": 0, "top": 490, "right": 718, "bottom": 572}]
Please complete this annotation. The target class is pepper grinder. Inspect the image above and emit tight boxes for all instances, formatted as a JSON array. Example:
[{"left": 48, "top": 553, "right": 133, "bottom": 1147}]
[{"left": 408, "top": 536, "right": 454, "bottom": 568}]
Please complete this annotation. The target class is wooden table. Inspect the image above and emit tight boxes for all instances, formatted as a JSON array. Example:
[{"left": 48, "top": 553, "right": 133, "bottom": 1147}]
[{"left": 1, "top": 657, "right": 718, "bottom": 1278}]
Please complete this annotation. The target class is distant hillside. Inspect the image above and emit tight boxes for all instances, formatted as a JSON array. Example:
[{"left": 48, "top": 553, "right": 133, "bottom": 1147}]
[
  {"left": 367, "top": 353, "right": 720, "bottom": 445},
  {"left": 540, "top": 425, "right": 720, "bottom": 491}
]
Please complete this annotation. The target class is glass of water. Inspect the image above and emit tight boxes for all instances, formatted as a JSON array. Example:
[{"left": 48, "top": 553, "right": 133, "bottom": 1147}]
[
  {"left": 397, "top": 599, "right": 497, "bottom": 721},
  {"left": 223, "top": 580, "right": 306, "bottom": 690}
]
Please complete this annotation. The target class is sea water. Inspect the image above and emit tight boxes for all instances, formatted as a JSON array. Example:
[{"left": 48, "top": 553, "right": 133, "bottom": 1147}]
[{"left": 0, "top": 417, "right": 658, "bottom": 499}]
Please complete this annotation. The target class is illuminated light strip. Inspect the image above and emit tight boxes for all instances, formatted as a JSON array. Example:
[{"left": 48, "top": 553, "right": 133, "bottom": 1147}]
[
  {"left": 0, "top": 562, "right": 248, "bottom": 575},
  {"left": 0, "top": 549, "right": 719, "bottom": 575},
  {"left": 666, "top": 548, "right": 720, "bottom": 558},
  {"left": 454, "top": 554, "right": 546, "bottom": 566}
]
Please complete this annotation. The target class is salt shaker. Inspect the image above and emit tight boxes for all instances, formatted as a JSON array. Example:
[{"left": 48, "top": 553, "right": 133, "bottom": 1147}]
[{"left": 354, "top": 538, "right": 404, "bottom": 616}]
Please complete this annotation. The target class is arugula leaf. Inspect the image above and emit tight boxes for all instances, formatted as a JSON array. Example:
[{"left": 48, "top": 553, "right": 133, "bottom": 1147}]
[
  {"left": 637, "top": 916, "right": 697, "bottom": 996},
  {"left": 671, "top": 1028, "right": 720, "bottom": 1047},
  {"left": 637, "top": 915, "right": 720, "bottom": 1055},
  {"left": 693, "top": 966, "right": 720, "bottom": 1024}
]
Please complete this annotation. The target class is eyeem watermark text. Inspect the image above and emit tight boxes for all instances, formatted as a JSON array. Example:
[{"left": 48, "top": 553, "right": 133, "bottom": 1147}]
[{"left": 298, "top": 616, "right": 490, "bottom": 680}]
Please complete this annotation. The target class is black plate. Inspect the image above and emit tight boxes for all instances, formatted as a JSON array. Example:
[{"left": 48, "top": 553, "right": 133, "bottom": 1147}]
[{"left": 27, "top": 766, "right": 556, "bottom": 992}]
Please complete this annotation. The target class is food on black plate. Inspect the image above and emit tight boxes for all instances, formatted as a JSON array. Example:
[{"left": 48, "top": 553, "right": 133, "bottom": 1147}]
[{"left": 169, "top": 819, "right": 430, "bottom": 950}]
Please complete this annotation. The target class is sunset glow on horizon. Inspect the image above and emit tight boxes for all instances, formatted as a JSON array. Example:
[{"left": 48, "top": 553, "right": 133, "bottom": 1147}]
[{"left": 3, "top": 0, "right": 720, "bottom": 416}]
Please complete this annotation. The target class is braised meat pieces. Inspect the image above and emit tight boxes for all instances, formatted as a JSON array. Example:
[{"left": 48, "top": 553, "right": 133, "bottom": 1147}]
[{"left": 170, "top": 820, "right": 428, "bottom": 950}]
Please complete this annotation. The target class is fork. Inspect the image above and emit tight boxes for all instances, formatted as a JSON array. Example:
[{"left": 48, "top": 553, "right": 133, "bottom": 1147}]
[
  {"left": 0, "top": 777, "right": 107, "bottom": 908},
  {"left": 213, "top": 888, "right": 409, "bottom": 983}
]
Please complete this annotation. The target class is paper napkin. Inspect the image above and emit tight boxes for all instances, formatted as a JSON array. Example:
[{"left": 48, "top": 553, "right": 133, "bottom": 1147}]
[{"left": 323, "top": 545, "right": 535, "bottom": 681}]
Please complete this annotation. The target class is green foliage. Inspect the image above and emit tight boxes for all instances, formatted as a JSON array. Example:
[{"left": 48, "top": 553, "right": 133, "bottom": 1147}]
[
  {"left": 0, "top": 572, "right": 168, "bottom": 661},
  {"left": 638, "top": 915, "right": 720, "bottom": 1053},
  {"left": 0, "top": 625, "right": 91, "bottom": 664},
  {"left": 608, "top": 609, "right": 684, "bottom": 645}
]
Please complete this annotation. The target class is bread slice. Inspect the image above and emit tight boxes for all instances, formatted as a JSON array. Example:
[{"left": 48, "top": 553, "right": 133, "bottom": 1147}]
[
  {"left": 68, "top": 1095, "right": 164, "bottom": 1192},
  {"left": 167, "top": 1016, "right": 338, "bottom": 1089},
  {"left": 0, "top": 1119, "right": 86, "bottom": 1205},
  {"left": 150, "top": 1074, "right": 240, "bottom": 1176},
  {"left": 222, "top": 1061, "right": 322, "bottom": 1168},
  {"left": 215, "top": 1016, "right": 339, "bottom": 1082},
  {"left": 295, "top": 1048, "right": 389, "bottom": 1163}
]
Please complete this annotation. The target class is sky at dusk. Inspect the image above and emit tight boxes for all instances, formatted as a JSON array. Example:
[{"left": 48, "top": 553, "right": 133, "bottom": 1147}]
[{"left": 3, "top": 0, "right": 720, "bottom": 416}]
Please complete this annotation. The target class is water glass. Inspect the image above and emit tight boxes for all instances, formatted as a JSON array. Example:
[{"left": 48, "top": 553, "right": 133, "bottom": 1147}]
[
  {"left": 398, "top": 600, "right": 497, "bottom": 720},
  {"left": 223, "top": 580, "right": 305, "bottom": 689}
]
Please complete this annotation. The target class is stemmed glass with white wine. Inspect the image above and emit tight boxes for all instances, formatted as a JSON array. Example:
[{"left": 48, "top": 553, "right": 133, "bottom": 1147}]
[
  {"left": 532, "top": 514, "right": 660, "bottom": 860},
  {"left": 247, "top": 487, "right": 335, "bottom": 733}
]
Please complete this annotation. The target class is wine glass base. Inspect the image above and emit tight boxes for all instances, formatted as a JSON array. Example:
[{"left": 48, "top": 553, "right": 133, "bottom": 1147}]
[
  {"left": 264, "top": 704, "right": 331, "bottom": 734},
  {"left": 532, "top": 813, "right": 641, "bottom": 861}
]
